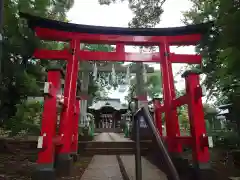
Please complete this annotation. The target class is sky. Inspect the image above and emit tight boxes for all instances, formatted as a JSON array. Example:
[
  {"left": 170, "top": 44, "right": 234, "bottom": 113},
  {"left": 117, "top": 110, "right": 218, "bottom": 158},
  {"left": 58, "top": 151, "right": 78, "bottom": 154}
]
[{"left": 67, "top": 0, "right": 202, "bottom": 103}]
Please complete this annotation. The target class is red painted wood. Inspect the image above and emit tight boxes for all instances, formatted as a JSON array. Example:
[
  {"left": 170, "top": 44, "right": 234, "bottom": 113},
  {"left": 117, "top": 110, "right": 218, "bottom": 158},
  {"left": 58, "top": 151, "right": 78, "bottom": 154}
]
[
  {"left": 52, "top": 136, "right": 62, "bottom": 146},
  {"left": 185, "top": 73, "right": 210, "bottom": 164},
  {"left": 160, "top": 42, "right": 182, "bottom": 154},
  {"left": 37, "top": 70, "right": 61, "bottom": 164},
  {"left": 71, "top": 98, "right": 80, "bottom": 154},
  {"left": 58, "top": 39, "right": 80, "bottom": 154},
  {"left": 33, "top": 48, "right": 201, "bottom": 64},
  {"left": 35, "top": 27, "right": 201, "bottom": 46},
  {"left": 172, "top": 95, "right": 188, "bottom": 108},
  {"left": 33, "top": 49, "right": 70, "bottom": 60},
  {"left": 170, "top": 53, "right": 201, "bottom": 64}
]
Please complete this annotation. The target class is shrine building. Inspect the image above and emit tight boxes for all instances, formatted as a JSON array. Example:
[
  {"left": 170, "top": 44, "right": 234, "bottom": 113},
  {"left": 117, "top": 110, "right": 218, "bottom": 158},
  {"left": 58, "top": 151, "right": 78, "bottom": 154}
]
[{"left": 88, "top": 98, "right": 128, "bottom": 132}]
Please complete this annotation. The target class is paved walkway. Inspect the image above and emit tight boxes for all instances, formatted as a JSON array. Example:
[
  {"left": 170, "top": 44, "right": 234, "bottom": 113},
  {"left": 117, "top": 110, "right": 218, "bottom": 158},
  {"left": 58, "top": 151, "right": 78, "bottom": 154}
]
[
  {"left": 80, "top": 155, "right": 123, "bottom": 180},
  {"left": 93, "top": 132, "right": 112, "bottom": 141},
  {"left": 120, "top": 155, "right": 167, "bottom": 180},
  {"left": 108, "top": 132, "right": 132, "bottom": 142},
  {"left": 80, "top": 133, "right": 167, "bottom": 180},
  {"left": 93, "top": 132, "right": 131, "bottom": 142}
]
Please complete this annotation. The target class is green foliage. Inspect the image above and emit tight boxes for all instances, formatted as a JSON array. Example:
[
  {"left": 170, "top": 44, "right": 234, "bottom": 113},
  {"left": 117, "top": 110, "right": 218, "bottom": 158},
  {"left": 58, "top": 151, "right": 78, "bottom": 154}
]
[
  {"left": 5, "top": 101, "right": 42, "bottom": 136},
  {"left": 128, "top": 0, "right": 166, "bottom": 28},
  {"left": 213, "top": 131, "right": 240, "bottom": 149},
  {"left": 0, "top": 0, "right": 74, "bottom": 131},
  {"left": 83, "top": 44, "right": 115, "bottom": 52},
  {"left": 183, "top": 0, "right": 240, "bottom": 139},
  {"left": 177, "top": 106, "right": 190, "bottom": 131},
  {"left": 146, "top": 71, "right": 162, "bottom": 98},
  {"left": 98, "top": 0, "right": 166, "bottom": 28},
  {"left": 182, "top": 0, "right": 240, "bottom": 105}
]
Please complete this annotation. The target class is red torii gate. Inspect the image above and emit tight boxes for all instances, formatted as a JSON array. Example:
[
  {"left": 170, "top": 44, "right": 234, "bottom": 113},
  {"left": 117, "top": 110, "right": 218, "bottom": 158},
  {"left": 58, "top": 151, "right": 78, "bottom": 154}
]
[{"left": 20, "top": 13, "right": 213, "bottom": 180}]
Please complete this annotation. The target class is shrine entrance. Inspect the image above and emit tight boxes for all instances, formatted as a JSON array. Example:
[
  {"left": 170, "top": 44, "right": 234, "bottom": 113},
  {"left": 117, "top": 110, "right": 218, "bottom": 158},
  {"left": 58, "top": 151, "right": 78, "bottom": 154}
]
[
  {"left": 20, "top": 12, "right": 214, "bottom": 180},
  {"left": 88, "top": 99, "right": 127, "bottom": 132},
  {"left": 99, "top": 111, "right": 114, "bottom": 129}
]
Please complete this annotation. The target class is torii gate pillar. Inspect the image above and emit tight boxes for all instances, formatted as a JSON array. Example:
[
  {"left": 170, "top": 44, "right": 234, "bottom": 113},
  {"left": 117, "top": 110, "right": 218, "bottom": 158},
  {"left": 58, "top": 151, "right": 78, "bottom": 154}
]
[{"left": 160, "top": 42, "right": 182, "bottom": 155}]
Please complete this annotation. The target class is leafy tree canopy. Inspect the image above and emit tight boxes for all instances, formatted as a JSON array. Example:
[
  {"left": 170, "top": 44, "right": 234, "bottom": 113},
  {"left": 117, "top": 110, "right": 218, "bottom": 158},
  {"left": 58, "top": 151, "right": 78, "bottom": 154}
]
[
  {"left": 183, "top": 0, "right": 240, "bottom": 106},
  {"left": 98, "top": 0, "right": 167, "bottom": 28},
  {"left": 0, "top": 0, "right": 74, "bottom": 127}
]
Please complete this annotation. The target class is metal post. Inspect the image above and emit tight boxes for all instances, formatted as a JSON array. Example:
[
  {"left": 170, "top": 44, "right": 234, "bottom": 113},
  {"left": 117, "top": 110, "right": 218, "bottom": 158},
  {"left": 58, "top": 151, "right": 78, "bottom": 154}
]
[{"left": 141, "top": 107, "right": 180, "bottom": 180}]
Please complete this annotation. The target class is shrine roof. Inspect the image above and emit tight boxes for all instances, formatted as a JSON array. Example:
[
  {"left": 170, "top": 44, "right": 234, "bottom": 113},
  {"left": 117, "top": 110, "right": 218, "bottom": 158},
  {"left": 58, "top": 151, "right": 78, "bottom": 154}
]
[
  {"left": 88, "top": 98, "right": 127, "bottom": 111},
  {"left": 20, "top": 12, "right": 213, "bottom": 36},
  {"left": 217, "top": 103, "right": 232, "bottom": 109},
  {"left": 217, "top": 109, "right": 229, "bottom": 116}
]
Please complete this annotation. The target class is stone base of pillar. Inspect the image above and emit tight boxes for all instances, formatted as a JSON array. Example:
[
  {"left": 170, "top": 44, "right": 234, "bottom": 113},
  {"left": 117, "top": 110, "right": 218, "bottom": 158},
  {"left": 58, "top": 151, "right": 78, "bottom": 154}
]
[
  {"left": 190, "top": 163, "right": 217, "bottom": 180},
  {"left": 170, "top": 155, "right": 189, "bottom": 174},
  {"left": 71, "top": 153, "right": 78, "bottom": 163},
  {"left": 32, "top": 165, "right": 55, "bottom": 180},
  {"left": 55, "top": 154, "right": 73, "bottom": 177}
]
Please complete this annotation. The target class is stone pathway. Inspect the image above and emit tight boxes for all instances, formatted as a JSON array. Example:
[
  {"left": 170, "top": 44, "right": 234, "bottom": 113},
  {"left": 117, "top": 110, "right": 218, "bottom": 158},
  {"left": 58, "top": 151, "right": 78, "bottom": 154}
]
[
  {"left": 108, "top": 132, "right": 132, "bottom": 142},
  {"left": 80, "top": 133, "right": 167, "bottom": 180},
  {"left": 93, "top": 132, "right": 112, "bottom": 141},
  {"left": 120, "top": 155, "right": 167, "bottom": 180},
  {"left": 80, "top": 155, "right": 123, "bottom": 180}
]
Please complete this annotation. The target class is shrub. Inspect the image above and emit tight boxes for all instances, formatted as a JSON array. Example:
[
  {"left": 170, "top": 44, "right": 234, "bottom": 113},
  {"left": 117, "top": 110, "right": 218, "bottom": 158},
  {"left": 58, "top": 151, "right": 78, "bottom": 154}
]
[
  {"left": 4, "top": 100, "right": 42, "bottom": 136},
  {"left": 213, "top": 131, "right": 240, "bottom": 149}
]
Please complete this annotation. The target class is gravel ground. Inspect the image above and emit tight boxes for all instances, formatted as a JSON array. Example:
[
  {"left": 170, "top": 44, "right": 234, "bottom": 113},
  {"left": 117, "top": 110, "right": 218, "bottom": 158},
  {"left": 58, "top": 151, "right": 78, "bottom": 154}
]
[{"left": 0, "top": 152, "right": 92, "bottom": 180}]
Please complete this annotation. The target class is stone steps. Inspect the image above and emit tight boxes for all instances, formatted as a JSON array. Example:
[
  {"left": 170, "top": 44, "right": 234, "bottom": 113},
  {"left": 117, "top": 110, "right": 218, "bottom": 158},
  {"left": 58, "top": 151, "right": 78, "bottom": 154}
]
[
  {"left": 78, "top": 141, "right": 152, "bottom": 149},
  {"left": 79, "top": 147, "right": 150, "bottom": 155},
  {"left": 78, "top": 139, "right": 153, "bottom": 155}
]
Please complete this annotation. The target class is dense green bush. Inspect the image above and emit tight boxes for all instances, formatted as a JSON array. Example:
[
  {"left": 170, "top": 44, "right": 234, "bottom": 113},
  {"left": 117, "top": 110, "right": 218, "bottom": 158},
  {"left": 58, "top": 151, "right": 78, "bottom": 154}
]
[
  {"left": 213, "top": 131, "right": 240, "bottom": 149},
  {"left": 4, "top": 101, "right": 42, "bottom": 136}
]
